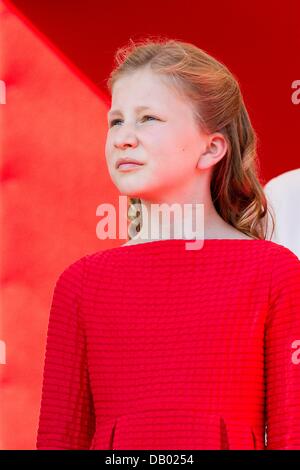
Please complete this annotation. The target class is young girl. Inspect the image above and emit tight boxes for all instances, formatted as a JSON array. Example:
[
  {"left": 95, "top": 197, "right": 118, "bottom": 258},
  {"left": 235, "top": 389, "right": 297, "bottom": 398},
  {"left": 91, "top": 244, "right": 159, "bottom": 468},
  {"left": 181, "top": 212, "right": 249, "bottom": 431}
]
[{"left": 36, "top": 37, "right": 300, "bottom": 450}]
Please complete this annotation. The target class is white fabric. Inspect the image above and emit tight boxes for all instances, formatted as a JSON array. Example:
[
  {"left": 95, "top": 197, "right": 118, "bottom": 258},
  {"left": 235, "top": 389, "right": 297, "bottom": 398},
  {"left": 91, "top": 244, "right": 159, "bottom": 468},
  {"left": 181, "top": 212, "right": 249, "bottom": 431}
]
[{"left": 264, "top": 168, "right": 300, "bottom": 259}]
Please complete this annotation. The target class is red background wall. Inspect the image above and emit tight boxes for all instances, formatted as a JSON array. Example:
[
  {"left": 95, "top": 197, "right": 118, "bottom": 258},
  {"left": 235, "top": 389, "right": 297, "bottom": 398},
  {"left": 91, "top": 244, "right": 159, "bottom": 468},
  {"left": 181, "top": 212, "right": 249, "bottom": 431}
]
[{"left": 0, "top": 0, "right": 299, "bottom": 449}]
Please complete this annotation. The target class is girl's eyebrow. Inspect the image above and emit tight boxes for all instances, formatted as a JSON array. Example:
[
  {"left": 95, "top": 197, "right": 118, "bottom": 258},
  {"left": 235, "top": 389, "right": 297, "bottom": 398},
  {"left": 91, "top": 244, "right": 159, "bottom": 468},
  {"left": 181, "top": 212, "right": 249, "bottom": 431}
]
[{"left": 107, "top": 105, "right": 153, "bottom": 119}]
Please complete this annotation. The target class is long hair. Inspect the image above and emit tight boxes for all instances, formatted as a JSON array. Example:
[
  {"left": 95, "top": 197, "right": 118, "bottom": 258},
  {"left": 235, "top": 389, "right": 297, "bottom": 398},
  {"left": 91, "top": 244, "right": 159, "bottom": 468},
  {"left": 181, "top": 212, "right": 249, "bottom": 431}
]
[{"left": 106, "top": 36, "right": 275, "bottom": 240}]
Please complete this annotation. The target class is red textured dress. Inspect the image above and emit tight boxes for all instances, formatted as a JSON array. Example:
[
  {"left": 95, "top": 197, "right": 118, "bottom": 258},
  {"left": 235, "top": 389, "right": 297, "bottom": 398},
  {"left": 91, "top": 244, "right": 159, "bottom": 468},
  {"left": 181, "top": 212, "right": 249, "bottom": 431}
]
[{"left": 36, "top": 238, "right": 300, "bottom": 450}]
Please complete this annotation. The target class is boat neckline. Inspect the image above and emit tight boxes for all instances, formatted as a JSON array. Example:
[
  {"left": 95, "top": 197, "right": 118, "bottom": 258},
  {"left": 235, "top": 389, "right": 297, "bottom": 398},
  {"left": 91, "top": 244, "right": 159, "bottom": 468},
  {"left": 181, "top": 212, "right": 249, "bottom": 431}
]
[{"left": 103, "top": 237, "right": 263, "bottom": 253}]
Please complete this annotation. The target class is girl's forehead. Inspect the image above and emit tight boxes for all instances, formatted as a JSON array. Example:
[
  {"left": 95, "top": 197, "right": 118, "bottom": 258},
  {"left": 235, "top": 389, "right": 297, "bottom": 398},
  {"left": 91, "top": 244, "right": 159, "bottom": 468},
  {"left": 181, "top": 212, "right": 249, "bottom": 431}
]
[{"left": 111, "top": 76, "right": 188, "bottom": 114}]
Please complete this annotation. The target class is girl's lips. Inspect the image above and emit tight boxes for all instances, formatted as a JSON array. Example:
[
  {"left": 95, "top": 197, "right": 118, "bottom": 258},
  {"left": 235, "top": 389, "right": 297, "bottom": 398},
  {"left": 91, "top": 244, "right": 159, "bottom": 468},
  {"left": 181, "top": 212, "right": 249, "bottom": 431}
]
[{"left": 117, "top": 163, "right": 144, "bottom": 171}]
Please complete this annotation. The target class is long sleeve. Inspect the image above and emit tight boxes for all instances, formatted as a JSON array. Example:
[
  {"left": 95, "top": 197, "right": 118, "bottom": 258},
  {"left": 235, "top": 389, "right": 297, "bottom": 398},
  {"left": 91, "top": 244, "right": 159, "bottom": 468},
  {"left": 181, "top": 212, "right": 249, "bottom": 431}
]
[
  {"left": 36, "top": 255, "right": 96, "bottom": 450},
  {"left": 264, "top": 245, "right": 300, "bottom": 449}
]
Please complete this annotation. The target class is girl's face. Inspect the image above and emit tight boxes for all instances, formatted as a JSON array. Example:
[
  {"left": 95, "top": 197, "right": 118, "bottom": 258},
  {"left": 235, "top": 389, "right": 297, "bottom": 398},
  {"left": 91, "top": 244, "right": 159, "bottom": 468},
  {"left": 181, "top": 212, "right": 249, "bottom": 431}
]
[{"left": 105, "top": 67, "right": 210, "bottom": 202}]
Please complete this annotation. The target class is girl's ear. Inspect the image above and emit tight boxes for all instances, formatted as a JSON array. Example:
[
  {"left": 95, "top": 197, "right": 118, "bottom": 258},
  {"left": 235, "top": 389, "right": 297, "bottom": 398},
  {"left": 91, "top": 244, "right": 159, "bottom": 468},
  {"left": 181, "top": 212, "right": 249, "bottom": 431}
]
[{"left": 197, "top": 133, "right": 228, "bottom": 170}]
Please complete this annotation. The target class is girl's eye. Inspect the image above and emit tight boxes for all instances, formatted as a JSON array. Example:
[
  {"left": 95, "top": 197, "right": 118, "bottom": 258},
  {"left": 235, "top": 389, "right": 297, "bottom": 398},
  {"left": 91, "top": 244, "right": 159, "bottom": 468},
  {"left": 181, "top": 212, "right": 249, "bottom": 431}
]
[{"left": 109, "top": 115, "right": 156, "bottom": 127}]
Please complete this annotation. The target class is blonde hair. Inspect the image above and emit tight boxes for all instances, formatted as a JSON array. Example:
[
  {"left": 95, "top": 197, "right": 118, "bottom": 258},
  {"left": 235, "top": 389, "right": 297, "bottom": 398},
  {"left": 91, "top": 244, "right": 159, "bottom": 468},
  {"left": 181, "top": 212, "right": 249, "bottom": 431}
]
[{"left": 106, "top": 36, "right": 275, "bottom": 240}]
